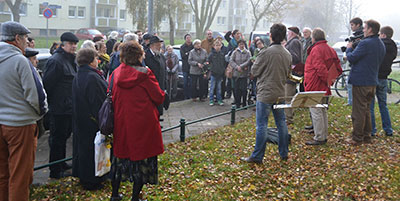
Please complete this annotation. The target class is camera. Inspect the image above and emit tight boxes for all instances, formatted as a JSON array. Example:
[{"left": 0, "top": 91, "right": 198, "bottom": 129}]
[{"left": 345, "top": 33, "right": 364, "bottom": 42}]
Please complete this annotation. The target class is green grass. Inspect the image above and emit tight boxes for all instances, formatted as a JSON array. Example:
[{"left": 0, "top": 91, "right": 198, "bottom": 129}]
[{"left": 30, "top": 98, "right": 400, "bottom": 200}]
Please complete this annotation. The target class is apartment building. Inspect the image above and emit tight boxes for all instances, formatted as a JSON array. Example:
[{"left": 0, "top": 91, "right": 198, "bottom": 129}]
[{"left": 0, "top": 0, "right": 133, "bottom": 37}]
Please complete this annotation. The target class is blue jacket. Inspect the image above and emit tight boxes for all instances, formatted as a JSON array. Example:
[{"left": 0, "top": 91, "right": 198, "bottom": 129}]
[{"left": 346, "top": 35, "right": 386, "bottom": 86}]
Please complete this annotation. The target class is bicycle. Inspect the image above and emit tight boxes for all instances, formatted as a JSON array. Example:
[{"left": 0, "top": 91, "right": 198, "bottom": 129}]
[{"left": 333, "top": 69, "right": 400, "bottom": 104}]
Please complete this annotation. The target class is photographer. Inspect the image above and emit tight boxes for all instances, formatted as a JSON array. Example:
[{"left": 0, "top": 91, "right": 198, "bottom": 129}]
[{"left": 344, "top": 17, "right": 364, "bottom": 106}]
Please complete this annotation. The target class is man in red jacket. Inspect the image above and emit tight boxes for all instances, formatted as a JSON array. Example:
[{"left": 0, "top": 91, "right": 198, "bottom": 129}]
[{"left": 304, "top": 28, "right": 342, "bottom": 145}]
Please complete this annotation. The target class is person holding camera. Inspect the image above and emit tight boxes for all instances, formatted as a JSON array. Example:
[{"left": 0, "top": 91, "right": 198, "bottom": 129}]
[
  {"left": 345, "top": 19, "right": 386, "bottom": 146},
  {"left": 345, "top": 17, "right": 365, "bottom": 106}
]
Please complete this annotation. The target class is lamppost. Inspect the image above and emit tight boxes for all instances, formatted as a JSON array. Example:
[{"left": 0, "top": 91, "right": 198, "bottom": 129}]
[{"left": 148, "top": 0, "right": 154, "bottom": 34}]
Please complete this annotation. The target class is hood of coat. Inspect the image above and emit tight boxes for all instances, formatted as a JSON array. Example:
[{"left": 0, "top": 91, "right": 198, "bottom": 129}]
[
  {"left": 0, "top": 42, "right": 23, "bottom": 64},
  {"left": 307, "top": 40, "right": 327, "bottom": 55},
  {"left": 115, "top": 63, "right": 150, "bottom": 89}
]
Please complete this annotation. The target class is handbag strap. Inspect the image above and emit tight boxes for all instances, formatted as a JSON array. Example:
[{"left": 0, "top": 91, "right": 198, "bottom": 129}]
[{"left": 108, "top": 73, "right": 115, "bottom": 95}]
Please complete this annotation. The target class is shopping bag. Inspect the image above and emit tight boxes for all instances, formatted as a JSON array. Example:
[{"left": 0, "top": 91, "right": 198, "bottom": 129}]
[{"left": 94, "top": 131, "right": 111, "bottom": 177}]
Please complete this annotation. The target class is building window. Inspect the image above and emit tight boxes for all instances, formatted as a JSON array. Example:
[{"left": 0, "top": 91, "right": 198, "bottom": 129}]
[
  {"left": 0, "top": 2, "right": 10, "bottom": 13},
  {"left": 19, "top": 3, "right": 27, "bottom": 16},
  {"left": 220, "top": 0, "right": 227, "bottom": 9},
  {"left": 78, "top": 7, "right": 85, "bottom": 18},
  {"left": 68, "top": 6, "right": 76, "bottom": 17},
  {"left": 50, "top": 29, "right": 57, "bottom": 36},
  {"left": 39, "top": 4, "right": 57, "bottom": 17},
  {"left": 217, "top": 17, "right": 225, "bottom": 25},
  {"left": 119, "top": 9, "right": 126, "bottom": 20}
]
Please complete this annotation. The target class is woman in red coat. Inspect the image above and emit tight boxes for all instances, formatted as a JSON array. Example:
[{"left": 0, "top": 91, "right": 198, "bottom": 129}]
[
  {"left": 304, "top": 28, "right": 342, "bottom": 146},
  {"left": 109, "top": 41, "right": 165, "bottom": 201}
]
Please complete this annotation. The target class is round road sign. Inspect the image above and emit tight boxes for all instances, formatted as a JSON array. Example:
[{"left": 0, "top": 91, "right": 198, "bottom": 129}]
[{"left": 43, "top": 8, "right": 53, "bottom": 19}]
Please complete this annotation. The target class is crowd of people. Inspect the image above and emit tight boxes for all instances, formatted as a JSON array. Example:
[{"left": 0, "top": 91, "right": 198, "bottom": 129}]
[{"left": 0, "top": 15, "right": 397, "bottom": 200}]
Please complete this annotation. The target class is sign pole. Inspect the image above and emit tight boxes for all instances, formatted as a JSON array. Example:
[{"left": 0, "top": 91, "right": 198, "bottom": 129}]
[{"left": 46, "top": 18, "right": 49, "bottom": 48}]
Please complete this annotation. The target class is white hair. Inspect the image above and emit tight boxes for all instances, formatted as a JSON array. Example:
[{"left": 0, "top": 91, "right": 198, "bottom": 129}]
[
  {"left": 81, "top": 40, "right": 95, "bottom": 49},
  {"left": 109, "top": 31, "right": 119, "bottom": 40},
  {"left": 303, "top": 27, "right": 312, "bottom": 32},
  {"left": 123, "top": 33, "right": 138, "bottom": 42},
  {"left": 193, "top": 39, "right": 201, "bottom": 45}
]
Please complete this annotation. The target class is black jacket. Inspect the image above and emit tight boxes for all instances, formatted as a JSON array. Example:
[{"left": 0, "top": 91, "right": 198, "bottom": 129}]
[
  {"left": 43, "top": 47, "right": 77, "bottom": 115},
  {"left": 144, "top": 49, "right": 167, "bottom": 116},
  {"left": 71, "top": 64, "right": 107, "bottom": 184},
  {"left": 106, "top": 38, "right": 117, "bottom": 55},
  {"left": 208, "top": 49, "right": 227, "bottom": 77},
  {"left": 379, "top": 38, "right": 397, "bottom": 79},
  {"left": 180, "top": 42, "right": 194, "bottom": 73}
]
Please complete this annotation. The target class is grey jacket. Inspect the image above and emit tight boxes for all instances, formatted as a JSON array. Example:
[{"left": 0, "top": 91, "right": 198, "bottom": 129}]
[
  {"left": 229, "top": 48, "right": 251, "bottom": 78},
  {"left": 188, "top": 48, "right": 208, "bottom": 75},
  {"left": 251, "top": 44, "right": 292, "bottom": 104},
  {"left": 0, "top": 42, "right": 47, "bottom": 126},
  {"left": 164, "top": 51, "right": 179, "bottom": 74},
  {"left": 286, "top": 37, "right": 303, "bottom": 65}
]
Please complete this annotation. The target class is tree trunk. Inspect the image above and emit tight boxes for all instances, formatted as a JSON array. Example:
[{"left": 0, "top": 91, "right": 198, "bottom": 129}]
[
  {"left": 252, "top": 18, "right": 261, "bottom": 32},
  {"left": 5, "top": 0, "right": 21, "bottom": 22},
  {"left": 169, "top": 14, "right": 175, "bottom": 45}
]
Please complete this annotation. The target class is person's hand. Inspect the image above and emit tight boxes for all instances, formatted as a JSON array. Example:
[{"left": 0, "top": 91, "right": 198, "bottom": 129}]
[
  {"left": 204, "top": 62, "right": 209, "bottom": 65},
  {"left": 237, "top": 66, "right": 242, "bottom": 72},
  {"left": 347, "top": 42, "right": 353, "bottom": 49},
  {"left": 198, "top": 63, "right": 203, "bottom": 68}
]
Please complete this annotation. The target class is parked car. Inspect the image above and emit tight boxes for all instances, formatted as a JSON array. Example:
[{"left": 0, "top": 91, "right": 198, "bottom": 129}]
[
  {"left": 172, "top": 45, "right": 184, "bottom": 90},
  {"left": 104, "top": 28, "right": 131, "bottom": 39},
  {"left": 75, "top": 28, "right": 105, "bottom": 40},
  {"left": 394, "top": 40, "right": 400, "bottom": 56},
  {"left": 36, "top": 48, "right": 52, "bottom": 72},
  {"left": 248, "top": 31, "right": 270, "bottom": 48},
  {"left": 332, "top": 42, "right": 348, "bottom": 66}
]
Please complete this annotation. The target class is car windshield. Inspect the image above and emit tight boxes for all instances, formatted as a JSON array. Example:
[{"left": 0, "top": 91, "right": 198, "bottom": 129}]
[
  {"left": 173, "top": 49, "right": 182, "bottom": 60},
  {"left": 88, "top": 29, "right": 101, "bottom": 35}
]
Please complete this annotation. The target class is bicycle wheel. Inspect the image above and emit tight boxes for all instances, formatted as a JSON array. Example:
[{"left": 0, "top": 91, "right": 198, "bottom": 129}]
[
  {"left": 387, "top": 78, "right": 400, "bottom": 104},
  {"left": 334, "top": 72, "right": 349, "bottom": 98}
]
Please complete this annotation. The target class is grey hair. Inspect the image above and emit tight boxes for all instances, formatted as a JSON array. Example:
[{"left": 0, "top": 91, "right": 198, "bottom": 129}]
[
  {"left": 193, "top": 39, "right": 201, "bottom": 45},
  {"left": 109, "top": 31, "right": 119, "bottom": 40},
  {"left": 1, "top": 35, "right": 16, "bottom": 42},
  {"left": 123, "top": 33, "right": 138, "bottom": 42},
  {"left": 81, "top": 40, "right": 96, "bottom": 49},
  {"left": 303, "top": 27, "right": 312, "bottom": 33}
]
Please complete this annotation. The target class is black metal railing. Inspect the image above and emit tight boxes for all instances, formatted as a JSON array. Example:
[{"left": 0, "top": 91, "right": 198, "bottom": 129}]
[{"left": 34, "top": 104, "right": 255, "bottom": 171}]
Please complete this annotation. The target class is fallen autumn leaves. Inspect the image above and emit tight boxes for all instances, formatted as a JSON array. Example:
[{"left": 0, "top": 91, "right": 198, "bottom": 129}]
[{"left": 30, "top": 98, "right": 400, "bottom": 200}]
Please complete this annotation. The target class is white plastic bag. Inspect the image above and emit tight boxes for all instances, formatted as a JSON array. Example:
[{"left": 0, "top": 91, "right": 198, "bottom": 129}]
[{"left": 94, "top": 131, "right": 111, "bottom": 177}]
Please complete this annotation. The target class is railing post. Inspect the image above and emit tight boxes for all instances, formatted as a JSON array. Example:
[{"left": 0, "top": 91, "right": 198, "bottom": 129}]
[
  {"left": 231, "top": 105, "right": 236, "bottom": 125},
  {"left": 180, "top": 118, "right": 186, "bottom": 142}
]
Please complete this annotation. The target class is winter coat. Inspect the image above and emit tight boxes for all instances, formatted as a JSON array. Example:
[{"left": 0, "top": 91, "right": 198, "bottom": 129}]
[
  {"left": 251, "top": 43, "right": 292, "bottom": 104},
  {"left": 229, "top": 48, "right": 251, "bottom": 78},
  {"left": 201, "top": 38, "right": 214, "bottom": 54},
  {"left": 106, "top": 38, "right": 117, "bottom": 55},
  {"left": 145, "top": 49, "right": 167, "bottom": 116},
  {"left": 72, "top": 64, "right": 107, "bottom": 184},
  {"left": 188, "top": 48, "right": 208, "bottom": 75},
  {"left": 0, "top": 42, "right": 47, "bottom": 126},
  {"left": 108, "top": 51, "right": 120, "bottom": 75},
  {"left": 304, "top": 40, "right": 342, "bottom": 95},
  {"left": 43, "top": 47, "right": 77, "bottom": 115},
  {"left": 302, "top": 37, "right": 312, "bottom": 63},
  {"left": 111, "top": 63, "right": 165, "bottom": 161},
  {"left": 346, "top": 35, "right": 386, "bottom": 86},
  {"left": 378, "top": 38, "right": 397, "bottom": 79},
  {"left": 208, "top": 48, "right": 227, "bottom": 77},
  {"left": 180, "top": 42, "right": 194, "bottom": 73},
  {"left": 286, "top": 37, "right": 303, "bottom": 65}
]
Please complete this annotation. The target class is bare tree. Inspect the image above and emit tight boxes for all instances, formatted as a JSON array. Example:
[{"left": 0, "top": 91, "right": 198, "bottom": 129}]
[
  {"left": 338, "top": 0, "right": 360, "bottom": 35},
  {"left": 4, "top": 0, "right": 22, "bottom": 22},
  {"left": 126, "top": 0, "right": 168, "bottom": 32},
  {"left": 249, "top": 0, "right": 297, "bottom": 32},
  {"left": 166, "top": 0, "right": 188, "bottom": 45},
  {"left": 188, "top": 0, "right": 223, "bottom": 39}
]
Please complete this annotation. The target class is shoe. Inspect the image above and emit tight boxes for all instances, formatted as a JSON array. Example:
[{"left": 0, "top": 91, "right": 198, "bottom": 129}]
[
  {"left": 225, "top": 94, "right": 231, "bottom": 99},
  {"left": 49, "top": 171, "right": 66, "bottom": 179},
  {"left": 281, "top": 156, "right": 288, "bottom": 161},
  {"left": 345, "top": 138, "right": 362, "bottom": 146},
  {"left": 240, "top": 157, "right": 262, "bottom": 164},
  {"left": 209, "top": 101, "right": 214, "bottom": 106},
  {"left": 386, "top": 132, "right": 393, "bottom": 136},
  {"left": 307, "top": 129, "right": 314, "bottom": 134},
  {"left": 218, "top": 101, "right": 224, "bottom": 106},
  {"left": 192, "top": 98, "right": 197, "bottom": 102},
  {"left": 159, "top": 118, "right": 164, "bottom": 122},
  {"left": 199, "top": 98, "right": 206, "bottom": 102},
  {"left": 305, "top": 139, "right": 327, "bottom": 145},
  {"left": 304, "top": 125, "right": 313, "bottom": 130}
]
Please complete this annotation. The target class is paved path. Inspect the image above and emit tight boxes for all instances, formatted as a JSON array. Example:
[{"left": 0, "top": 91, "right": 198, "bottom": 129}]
[{"left": 33, "top": 97, "right": 255, "bottom": 184}]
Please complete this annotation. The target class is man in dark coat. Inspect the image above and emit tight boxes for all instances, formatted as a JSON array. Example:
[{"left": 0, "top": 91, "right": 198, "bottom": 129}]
[
  {"left": 369, "top": 26, "right": 397, "bottom": 137},
  {"left": 145, "top": 35, "right": 167, "bottom": 117},
  {"left": 43, "top": 32, "right": 79, "bottom": 179},
  {"left": 180, "top": 34, "right": 194, "bottom": 99},
  {"left": 72, "top": 48, "right": 107, "bottom": 190}
]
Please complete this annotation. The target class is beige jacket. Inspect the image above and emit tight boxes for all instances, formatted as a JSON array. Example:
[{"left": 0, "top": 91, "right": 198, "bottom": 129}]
[
  {"left": 251, "top": 44, "right": 292, "bottom": 104},
  {"left": 229, "top": 48, "right": 251, "bottom": 78}
]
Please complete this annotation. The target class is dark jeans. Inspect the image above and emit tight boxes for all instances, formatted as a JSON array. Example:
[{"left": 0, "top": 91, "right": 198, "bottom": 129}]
[
  {"left": 49, "top": 114, "right": 72, "bottom": 174},
  {"left": 183, "top": 72, "right": 192, "bottom": 99},
  {"left": 191, "top": 74, "right": 207, "bottom": 99},
  {"left": 351, "top": 86, "right": 375, "bottom": 142},
  {"left": 233, "top": 77, "right": 248, "bottom": 108}
]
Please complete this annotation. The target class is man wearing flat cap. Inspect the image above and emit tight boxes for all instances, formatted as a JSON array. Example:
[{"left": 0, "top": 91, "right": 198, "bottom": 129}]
[
  {"left": 43, "top": 32, "right": 79, "bottom": 179},
  {"left": 0, "top": 21, "right": 48, "bottom": 201},
  {"left": 284, "top": 26, "right": 303, "bottom": 125},
  {"left": 142, "top": 33, "right": 152, "bottom": 51},
  {"left": 145, "top": 35, "right": 168, "bottom": 118}
]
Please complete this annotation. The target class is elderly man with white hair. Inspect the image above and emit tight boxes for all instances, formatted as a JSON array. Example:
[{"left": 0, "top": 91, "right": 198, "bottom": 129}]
[
  {"left": 81, "top": 40, "right": 95, "bottom": 49},
  {"left": 106, "top": 31, "right": 119, "bottom": 55},
  {"left": 108, "top": 33, "right": 138, "bottom": 75}
]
